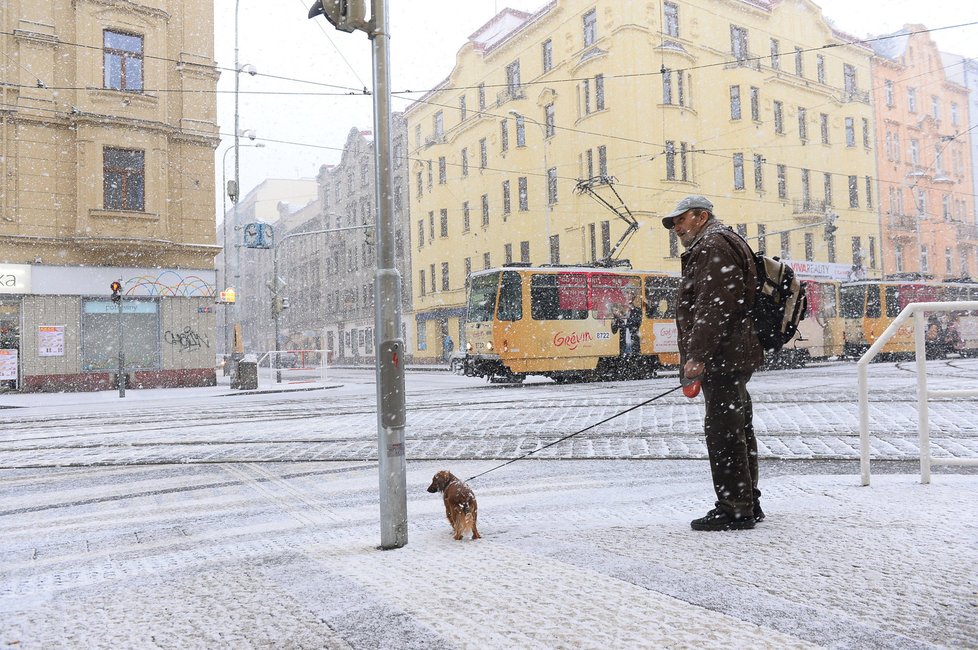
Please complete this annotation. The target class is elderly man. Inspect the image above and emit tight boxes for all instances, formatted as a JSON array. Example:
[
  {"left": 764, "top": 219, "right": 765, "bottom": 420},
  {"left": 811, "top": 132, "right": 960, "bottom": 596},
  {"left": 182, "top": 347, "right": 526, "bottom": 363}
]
[{"left": 662, "top": 195, "right": 764, "bottom": 531}]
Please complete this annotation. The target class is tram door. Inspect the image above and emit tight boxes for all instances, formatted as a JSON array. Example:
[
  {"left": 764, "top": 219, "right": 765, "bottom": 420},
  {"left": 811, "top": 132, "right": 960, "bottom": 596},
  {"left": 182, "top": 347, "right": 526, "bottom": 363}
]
[{"left": 0, "top": 299, "right": 21, "bottom": 390}]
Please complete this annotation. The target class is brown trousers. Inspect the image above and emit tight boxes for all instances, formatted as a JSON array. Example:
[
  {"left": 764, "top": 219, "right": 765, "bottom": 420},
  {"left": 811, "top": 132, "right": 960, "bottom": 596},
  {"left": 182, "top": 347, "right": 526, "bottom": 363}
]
[{"left": 701, "top": 372, "right": 760, "bottom": 518}]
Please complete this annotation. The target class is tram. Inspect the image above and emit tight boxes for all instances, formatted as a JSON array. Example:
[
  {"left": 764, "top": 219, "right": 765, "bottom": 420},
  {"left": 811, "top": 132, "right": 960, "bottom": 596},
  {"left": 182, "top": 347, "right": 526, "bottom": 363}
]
[
  {"left": 840, "top": 278, "right": 978, "bottom": 358},
  {"left": 462, "top": 265, "right": 679, "bottom": 382},
  {"left": 772, "top": 279, "right": 844, "bottom": 365}
]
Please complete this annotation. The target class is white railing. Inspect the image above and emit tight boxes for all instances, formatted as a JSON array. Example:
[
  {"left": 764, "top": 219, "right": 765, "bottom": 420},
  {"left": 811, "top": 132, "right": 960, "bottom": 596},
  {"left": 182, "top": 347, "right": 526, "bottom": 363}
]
[
  {"left": 255, "top": 349, "right": 331, "bottom": 386},
  {"left": 858, "top": 301, "right": 978, "bottom": 485}
]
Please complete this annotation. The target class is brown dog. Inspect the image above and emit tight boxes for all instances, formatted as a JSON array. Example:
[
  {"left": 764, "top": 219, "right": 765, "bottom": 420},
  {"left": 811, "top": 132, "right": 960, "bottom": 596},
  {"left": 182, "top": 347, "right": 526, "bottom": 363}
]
[{"left": 427, "top": 470, "right": 481, "bottom": 540}]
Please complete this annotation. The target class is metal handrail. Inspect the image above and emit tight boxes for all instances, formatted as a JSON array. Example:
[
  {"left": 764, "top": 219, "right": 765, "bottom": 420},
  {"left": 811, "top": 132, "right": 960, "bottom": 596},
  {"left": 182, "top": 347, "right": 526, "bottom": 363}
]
[{"left": 858, "top": 300, "right": 978, "bottom": 485}]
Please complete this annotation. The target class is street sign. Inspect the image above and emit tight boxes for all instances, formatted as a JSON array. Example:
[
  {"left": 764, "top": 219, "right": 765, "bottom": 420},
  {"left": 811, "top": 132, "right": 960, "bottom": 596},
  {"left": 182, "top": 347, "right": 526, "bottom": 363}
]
[{"left": 219, "top": 288, "right": 237, "bottom": 303}]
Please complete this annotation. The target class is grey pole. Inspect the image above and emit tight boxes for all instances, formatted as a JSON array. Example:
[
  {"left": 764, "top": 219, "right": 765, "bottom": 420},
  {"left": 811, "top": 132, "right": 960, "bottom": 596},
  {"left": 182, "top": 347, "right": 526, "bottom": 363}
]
[
  {"left": 232, "top": 0, "right": 242, "bottom": 359},
  {"left": 370, "top": 0, "right": 407, "bottom": 549},
  {"left": 117, "top": 296, "right": 125, "bottom": 398},
  {"left": 273, "top": 242, "right": 282, "bottom": 384}
]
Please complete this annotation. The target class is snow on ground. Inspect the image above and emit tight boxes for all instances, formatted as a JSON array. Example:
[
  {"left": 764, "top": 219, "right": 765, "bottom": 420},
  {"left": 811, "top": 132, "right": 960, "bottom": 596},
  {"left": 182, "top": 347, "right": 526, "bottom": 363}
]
[{"left": 2, "top": 458, "right": 976, "bottom": 649}]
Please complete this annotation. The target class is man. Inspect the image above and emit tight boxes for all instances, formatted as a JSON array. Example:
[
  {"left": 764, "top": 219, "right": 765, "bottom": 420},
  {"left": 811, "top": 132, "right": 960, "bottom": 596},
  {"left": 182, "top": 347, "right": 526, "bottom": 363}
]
[{"left": 662, "top": 195, "right": 764, "bottom": 531}]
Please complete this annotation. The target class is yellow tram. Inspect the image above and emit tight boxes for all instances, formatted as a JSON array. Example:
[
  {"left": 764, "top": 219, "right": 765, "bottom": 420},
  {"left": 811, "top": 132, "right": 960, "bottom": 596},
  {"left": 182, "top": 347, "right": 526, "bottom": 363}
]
[
  {"left": 463, "top": 265, "right": 679, "bottom": 382},
  {"left": 776, "top": 279, "right": 845, "bottom": 364},
  {"left": 840, "top": 279, "right": 978, "bottom": 358}
]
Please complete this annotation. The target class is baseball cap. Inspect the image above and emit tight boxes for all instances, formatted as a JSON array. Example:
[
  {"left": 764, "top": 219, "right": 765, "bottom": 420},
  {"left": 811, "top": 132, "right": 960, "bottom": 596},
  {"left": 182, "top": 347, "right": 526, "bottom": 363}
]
[{"left": 661, "top": 195, "right": 714, "bottom": 229}]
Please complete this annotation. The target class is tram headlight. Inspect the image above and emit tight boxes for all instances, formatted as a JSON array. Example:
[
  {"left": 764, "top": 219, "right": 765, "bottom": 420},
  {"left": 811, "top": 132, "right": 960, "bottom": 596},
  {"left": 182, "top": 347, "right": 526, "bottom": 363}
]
[
  {"left": 485, "top": 341, "right": 493, "bottom": 351},
  {"left": 466, "top": 341, "right": 472, "bottom": 352}
]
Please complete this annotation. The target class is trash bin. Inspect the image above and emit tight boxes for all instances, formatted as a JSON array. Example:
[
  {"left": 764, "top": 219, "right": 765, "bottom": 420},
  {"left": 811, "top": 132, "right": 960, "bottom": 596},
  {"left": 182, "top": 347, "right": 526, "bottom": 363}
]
[{"left": 232, "top": 354, "right": 258, "bottom": 390}]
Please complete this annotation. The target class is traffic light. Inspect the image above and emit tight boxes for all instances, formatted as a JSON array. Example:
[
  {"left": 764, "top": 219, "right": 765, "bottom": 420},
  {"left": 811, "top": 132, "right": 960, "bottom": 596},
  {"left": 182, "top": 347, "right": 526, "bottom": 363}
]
[
  {"left": 110, "top": 280, "right": 122, "bottom": 303},
  {"left": 364, "top": 226, "right": 375, "bottom": 246},
  {"left": 307, "top": 0, "right": 369, "bottom": 33},
  {"left": 824, "top": 213, "right": 839, "bottom": 240}
]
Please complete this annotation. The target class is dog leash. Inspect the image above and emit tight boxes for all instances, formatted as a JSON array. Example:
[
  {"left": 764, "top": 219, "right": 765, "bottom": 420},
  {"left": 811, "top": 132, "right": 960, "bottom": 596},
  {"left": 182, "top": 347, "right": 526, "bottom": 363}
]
[{"left": 465, "top": 383, "right": 685, "bottom": 483}]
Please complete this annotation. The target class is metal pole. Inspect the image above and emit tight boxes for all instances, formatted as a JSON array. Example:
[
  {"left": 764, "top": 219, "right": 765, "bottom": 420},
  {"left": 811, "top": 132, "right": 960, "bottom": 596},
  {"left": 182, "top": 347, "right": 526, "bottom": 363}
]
[
  {"left": 273, "top": 244, "right": 282, "bottom": 384},
  {"left": 371, "top": 0, "right": 407, "bottom": 549},
  {"left": 117, "top": 297, "right": 125, "bottom": 398},
  {"left": 913, "top": 309, "right": 931, "bottom": 484},
  {"left": 233, "top": 0, "right": 242, "bottom": 357}
]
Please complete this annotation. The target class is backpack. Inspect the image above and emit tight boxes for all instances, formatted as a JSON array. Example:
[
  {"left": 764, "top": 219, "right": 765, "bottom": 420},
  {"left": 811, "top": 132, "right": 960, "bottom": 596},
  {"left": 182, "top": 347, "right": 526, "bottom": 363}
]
[{"left": 749, "top": 253, "right": 807, "bottom": 352}]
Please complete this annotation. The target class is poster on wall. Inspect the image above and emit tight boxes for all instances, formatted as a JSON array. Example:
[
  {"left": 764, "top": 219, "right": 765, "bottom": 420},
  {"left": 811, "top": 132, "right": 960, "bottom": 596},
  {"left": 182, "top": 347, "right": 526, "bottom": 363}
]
[
  {"left": 38, "top": 325, "right": 65, "bottom": 357},
  {"left": 0, "top": 348, "right": 17, "bottom": 380}
]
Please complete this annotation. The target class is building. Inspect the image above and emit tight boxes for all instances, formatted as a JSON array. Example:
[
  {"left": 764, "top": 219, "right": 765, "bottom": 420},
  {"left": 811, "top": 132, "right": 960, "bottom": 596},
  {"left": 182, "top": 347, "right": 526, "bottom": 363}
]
[
  {"left": 873, "top": 27, "right": 976, "bottom": 279},
  {"left": 0, "top": 0, "right": 219, "bottom": 391},
  {"left": 310, "top": 122, "right": 413, "bottom": 363},
  {"left": 404, "top": 0, "right": 881, "bottom": 362},
  {"left": 941, "top": 51, "right": 978, "bottom": 274},
  {"left": 219, "top": 178, "right": 318, "bottom": 354}
]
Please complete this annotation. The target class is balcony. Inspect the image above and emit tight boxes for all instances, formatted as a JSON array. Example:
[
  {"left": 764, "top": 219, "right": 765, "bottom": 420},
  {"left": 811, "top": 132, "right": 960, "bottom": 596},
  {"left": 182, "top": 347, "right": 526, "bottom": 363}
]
[
  {"left": 496, "top": 86, "right": 526, "bottom": 107},
  {"left": 841, "top": 89, "right": 871, "bottom": 105},
  {"left": 887, "top": 213, "right": 918, "bottom": 231},
  {"left": 423, "top": 133, "right": 445, "bottom": 148},
  {"left": 723, "top": 56, "right": 761, "bottom": 71},
  {"left": 954, "top": 220, "right": 978, "bottom": 242},
  {"left": 792, "top": 198, "right": 828, "bottom": 221}
]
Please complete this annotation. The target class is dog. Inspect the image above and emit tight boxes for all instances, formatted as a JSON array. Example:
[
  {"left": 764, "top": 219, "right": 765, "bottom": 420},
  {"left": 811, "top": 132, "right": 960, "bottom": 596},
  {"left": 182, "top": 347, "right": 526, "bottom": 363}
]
[{"left": 427, "top": 470, "right": 481, "bottom": 540}]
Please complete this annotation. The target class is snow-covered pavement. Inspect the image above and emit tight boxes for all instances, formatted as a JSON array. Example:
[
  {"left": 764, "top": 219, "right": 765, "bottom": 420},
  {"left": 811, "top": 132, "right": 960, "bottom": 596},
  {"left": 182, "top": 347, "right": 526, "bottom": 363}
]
[{"left": 1, "top": 360, "right": 976, "bottom": 647}]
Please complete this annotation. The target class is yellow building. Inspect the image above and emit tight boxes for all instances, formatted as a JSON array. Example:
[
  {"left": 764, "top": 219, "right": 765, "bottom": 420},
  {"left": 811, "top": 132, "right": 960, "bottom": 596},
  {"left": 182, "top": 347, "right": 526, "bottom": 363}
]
[
  {"left": 405, "top": 0, "right": 881, "bottom": 361},
  {"left": 0, "top": 1, "right": 219, "bottom": 391}
]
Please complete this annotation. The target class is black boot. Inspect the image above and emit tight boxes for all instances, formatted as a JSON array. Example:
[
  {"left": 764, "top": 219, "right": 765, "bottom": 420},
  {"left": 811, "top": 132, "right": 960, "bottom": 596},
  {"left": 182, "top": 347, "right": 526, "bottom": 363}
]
[{"left": 691, "top": 506, "right": 755, "bottom": 531}]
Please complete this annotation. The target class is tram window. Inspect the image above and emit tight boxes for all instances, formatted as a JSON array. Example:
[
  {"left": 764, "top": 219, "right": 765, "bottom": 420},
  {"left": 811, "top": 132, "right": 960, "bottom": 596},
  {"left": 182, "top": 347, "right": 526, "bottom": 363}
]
[
  {"left": 885, "top": 286, "right": 902, "bottom": 317},
  {"left": 497, "top": 271, "right": 523, "bottom": 321},
  {"left": 531, "top": 274, "right": 588, "bottom": 320},
  {"left": 820, "top": 284, "right": 838, "bottom": 318},
  {"left": 866, "top": 284, "right": 881, "bottom": 318},
  {"left": 645, "top": 277, "right": 677, "bottom": 318},
  {"left": 841, "top": 285, "right": 866, "bottom": 318},
  {"left": 467, "top": 272, "right": 499, "bottom": 323},
  {"left": 590, "top": 274, "right": 640, "bottom": 319}
]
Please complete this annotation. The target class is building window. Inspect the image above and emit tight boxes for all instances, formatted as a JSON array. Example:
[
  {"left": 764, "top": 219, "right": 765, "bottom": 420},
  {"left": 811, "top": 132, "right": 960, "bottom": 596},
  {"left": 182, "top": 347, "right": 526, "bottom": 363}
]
[
  {"left": 920, "top": 244, "right": 929, "bottom": 273},
  {"left": 843, "top": 63, "right": 856, "bottom": 96},
  {"left": 483, "top": 252, "right": 491, "bottom": 270},
  {"left": 481, "top": 194, "right": 489, "bottom": 227},
  {"left": 595, "top": 74, "right": 605, "bottom": 110},
  {"left": 907, "top": 87, "right": 917, "bottom": 113},
  {"left": 429, "top": 211, "right": 435, "bottom": 240},
  {"left": 463, "top": 201, "right": 470, "bottom": 231},
  {"left": 441, "top": 262, "right": 450, "bottom": 291},
  {"left": 770, "top": 38, "right": 780, "bottom": 69},
  {"left": 794, "top": 47, "right": 803, "bottom": 77},
  {"left": 502, "top": 180, "right": 511, "bottom": 215},
  {"left": 862, "top": 118, "right": 870, "bottom": 148},
  {"left": 417, "top": 219, "right": 425, "bottom": 247},
  {"left": 848, "top": 175, "right": 859, "bottom": 208},
  {"left": 542, "top": 39, "right": 553, "bottom": 72},
  {"left": 504, "top": 243, "right": 513, "bottom": 265},
  {"left": 816, "top": 54, "right": 826, "bottom": 84},
  {"left": 884, "top": 79, "right": 894, "bottom": 107},
  {"left": 549, "top": 234, "right": 560, "bottom": 264},
  {"left": 104, "top": 30, "right": 143, "bottom": 91},
  {"left": 501, "top": 119, "right": 509, "bottom": 152},
  {"left": 757, "top": 224, "right": 767, "bottom": 254},
  {"left": 440, "top": 208, "right": 448, "bottom": 237},
  {"left": 805, "top": 233, "right": 814, "bottom": 261},
  {"left": 518, "top": 176, "right": 528, "bottom": 211},
  {"left": 600, "top": 221, "right": 611, "bottom": 257},
  {"left": 478, "top": 83, "right": 486, "bottom": 111},
  {"left": 730, "top": 25, "right": 749, "bottom": 62},
  {"left": 750, "top": 86, "right": 760, "bottom": 121},
  {"left": 419, "top": 270, "right": 426, "bottom": 296},
  {"left": 669, "top": 231, "right": 679, "bottom": 257},
  {"left": 665, "top": 2, "right": 679, "bottom": 37},
  {"left": 951, "top": 102, "right": 959, "bottom": 126},
  {"left": 869, "top": 236, "right": 876, "bottom": 269},
  {"left": 730, "top": 85, "right": 742, "bottom": 120},
  {"left": 520, "top": 241, "right": 530, "bottom": 263},
  {"left": 480, "top": 138, "right": 488, "bottom": 169},
  {"left": 773, "top": 100, "right": 784, "bottom": 134},
  {"left": 780, "top": 231, "right": 790, "bottom": 259},
  {"left": 820, "top": 113, "right": 830, "bottom": 144},
  {"left": 663, "top": 69, "right": 673, "bottom": 105},
  {"left": 506, "top": 60, "right": 521, "bottom": 95},
  {"left": 459, "top": 95, "right": 467, "bottom": 121},
  {"left": 430, "top": 264, "right": 436, "bottom": 293},
  {"left": 679, "top": 143, "right": 688, "bottom": 181},
  {"left": 824, "top": 172, "right": 832, "bottom": 206},
  {"left": 932, "top": 95, "right": 940, "bottom": 121},
  {"left": 438, "top": 156, "right": 447, "bottom": 183},
  {"left": 461, "top": 148, "right": 469, "bottom": 177},
  {"left": 583, "top": 9, "right": 597, "bottom": 46},
  {"left": 677, "top": 71, "right": 686, "bottom": 106},
  {"left": 547, "top": 167, "right": 558, "bottom": 204},
  {"left": 733, "top": 153, "right": 745, "bottom": 190},
  {"left": 845, "top": 117, "right": 855, "bottom": 146},
  {"left": 582, "top": 78, "right": 591, "bottom": 115},
  {"left": 798, "top": 107, "right": 807, "bottom": 141},
  {"left": 598, "top": 145, "right": 608, "bottom": 176},
  {"left": 434, "top": 111, "right": 444, "bottom": 138},
  {"left": 777, "top": 164, "right": 787, "bottom": 199},
  {"left": 515, "top": 114, "right": 526, "bottom": 146},
  {"left": 865, "top": 176, "right": 873, "bottom": 209},
  {"left": 665, "top": 141, "right": 676, "bottom": 180},
  {"left": 545, "top": 103, "right": 555, "bottom": 137},
  {"left": 753, "top": 154, "right": 763, "bottom": 192},
  {"left": 801, "top": 168, "right": 810, "bottom": 202},
  {"left": 103, "top": 148, "right": 145, "bottom": 211}
]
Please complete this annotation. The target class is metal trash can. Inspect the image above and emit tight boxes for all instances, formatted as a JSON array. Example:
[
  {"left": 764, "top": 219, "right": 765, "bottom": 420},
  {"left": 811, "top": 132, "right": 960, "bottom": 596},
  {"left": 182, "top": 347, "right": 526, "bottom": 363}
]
[{"left": 232, "top": 354, "right": 258, "bottom": 390}]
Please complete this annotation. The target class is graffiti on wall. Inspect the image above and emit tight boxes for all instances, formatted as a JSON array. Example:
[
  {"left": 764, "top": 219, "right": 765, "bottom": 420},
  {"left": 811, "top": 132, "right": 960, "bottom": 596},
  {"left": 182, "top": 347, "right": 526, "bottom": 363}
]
[{"left": 164, "top": 326, "right": 210, "bottom": 352}]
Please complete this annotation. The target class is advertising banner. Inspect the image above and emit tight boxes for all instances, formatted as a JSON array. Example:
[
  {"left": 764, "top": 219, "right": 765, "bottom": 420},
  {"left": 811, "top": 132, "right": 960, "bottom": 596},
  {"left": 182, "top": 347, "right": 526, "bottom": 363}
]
[{"left": 38, "top": 325, "right": 65, "bottom": 357}]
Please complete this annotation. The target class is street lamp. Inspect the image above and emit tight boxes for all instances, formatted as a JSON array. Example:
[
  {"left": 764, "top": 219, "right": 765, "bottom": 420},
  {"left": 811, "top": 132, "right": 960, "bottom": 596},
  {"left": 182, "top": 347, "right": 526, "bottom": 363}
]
[{"left": 510, "top": 109, "right": 552, "bottom": 258}]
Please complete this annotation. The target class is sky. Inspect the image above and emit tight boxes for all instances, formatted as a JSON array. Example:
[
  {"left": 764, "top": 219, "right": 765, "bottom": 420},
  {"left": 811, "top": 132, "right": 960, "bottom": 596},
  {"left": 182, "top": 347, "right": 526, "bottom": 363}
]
[{"left": 212, "top": 0, "right": 978, "bottom": 223}]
